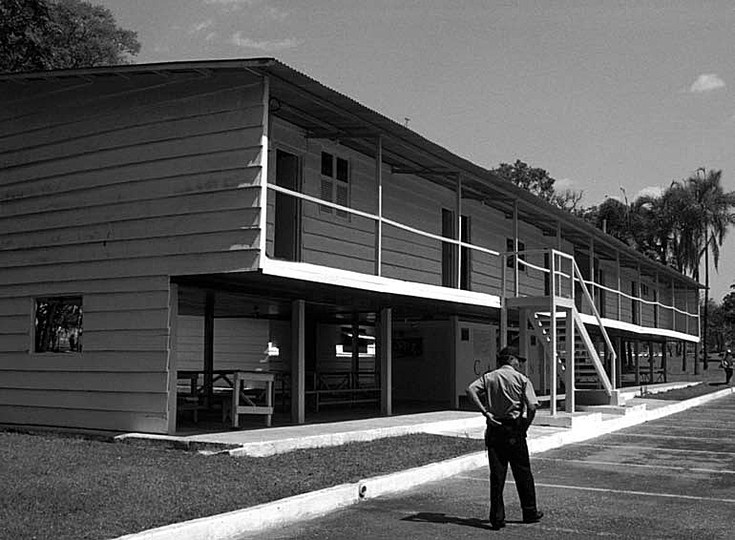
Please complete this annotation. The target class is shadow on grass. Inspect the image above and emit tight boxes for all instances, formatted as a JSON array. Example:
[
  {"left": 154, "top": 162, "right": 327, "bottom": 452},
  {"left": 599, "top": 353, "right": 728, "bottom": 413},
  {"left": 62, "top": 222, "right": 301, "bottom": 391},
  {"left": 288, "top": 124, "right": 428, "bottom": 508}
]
[
  {"left": 401, "top": 511, "right": 496, "bottom": 531},
  {"left": 708, "top": 382, "right": 729, "bottom": 386}
]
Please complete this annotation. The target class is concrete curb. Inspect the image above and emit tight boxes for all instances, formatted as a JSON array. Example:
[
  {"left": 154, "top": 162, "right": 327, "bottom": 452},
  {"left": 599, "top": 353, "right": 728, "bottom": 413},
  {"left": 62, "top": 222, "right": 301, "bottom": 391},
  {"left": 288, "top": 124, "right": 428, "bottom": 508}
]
[
  {"left": 115, "top": 387, "right": 735, "bottom": 539},
  {"left": 228, "top": 416, "right": 487, "bottom": 457}
]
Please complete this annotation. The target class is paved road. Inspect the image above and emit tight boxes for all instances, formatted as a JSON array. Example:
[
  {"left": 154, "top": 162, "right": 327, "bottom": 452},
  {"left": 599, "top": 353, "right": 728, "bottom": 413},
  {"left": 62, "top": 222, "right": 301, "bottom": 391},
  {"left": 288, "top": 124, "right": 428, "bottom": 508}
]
[{"left": 270, "top": 394, "right": 735, "bottom": 539}]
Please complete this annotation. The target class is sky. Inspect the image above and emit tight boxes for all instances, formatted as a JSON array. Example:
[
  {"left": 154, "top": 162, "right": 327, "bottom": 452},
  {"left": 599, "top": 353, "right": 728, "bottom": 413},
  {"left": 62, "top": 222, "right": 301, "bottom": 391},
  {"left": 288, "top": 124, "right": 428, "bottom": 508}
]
[{"left": 97, "top": 0, "right": 735, "bottom": 302}]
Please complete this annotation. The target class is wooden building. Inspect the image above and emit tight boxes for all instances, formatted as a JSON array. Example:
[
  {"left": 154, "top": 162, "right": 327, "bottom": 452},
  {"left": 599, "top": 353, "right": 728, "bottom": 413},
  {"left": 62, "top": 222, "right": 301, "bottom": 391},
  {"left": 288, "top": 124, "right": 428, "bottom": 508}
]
[{"left": 0, "top": 59, "right": 701, "bottom": 434}]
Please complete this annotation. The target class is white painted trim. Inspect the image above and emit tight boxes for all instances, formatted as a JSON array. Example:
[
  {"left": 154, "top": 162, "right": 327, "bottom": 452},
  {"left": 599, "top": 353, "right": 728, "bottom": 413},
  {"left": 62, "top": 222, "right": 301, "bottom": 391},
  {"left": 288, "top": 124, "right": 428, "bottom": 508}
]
[
  {"left": 257, "top": 75, "right": 270, "bottom": 264},
  {"left": 577, "top": 312, "right": 699, "bottom": 342},
  {"left": 260, "top": 258, "right": 502, "bottom": 309}
]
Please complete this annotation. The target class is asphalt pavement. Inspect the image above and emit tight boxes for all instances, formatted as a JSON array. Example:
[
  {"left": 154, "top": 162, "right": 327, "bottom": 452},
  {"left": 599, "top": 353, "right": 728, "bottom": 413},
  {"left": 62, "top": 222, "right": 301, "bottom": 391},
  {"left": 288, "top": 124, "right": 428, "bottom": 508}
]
[{"left": 269, "top": 393, "right": 735, "bottom": 539}]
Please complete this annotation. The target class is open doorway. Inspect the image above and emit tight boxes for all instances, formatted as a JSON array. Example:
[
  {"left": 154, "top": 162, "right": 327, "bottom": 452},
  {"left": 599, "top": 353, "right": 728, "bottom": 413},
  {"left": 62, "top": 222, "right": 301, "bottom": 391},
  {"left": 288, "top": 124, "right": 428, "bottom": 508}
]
[{"left": 274, "top": 149, "right": 301, "bottom": 261}]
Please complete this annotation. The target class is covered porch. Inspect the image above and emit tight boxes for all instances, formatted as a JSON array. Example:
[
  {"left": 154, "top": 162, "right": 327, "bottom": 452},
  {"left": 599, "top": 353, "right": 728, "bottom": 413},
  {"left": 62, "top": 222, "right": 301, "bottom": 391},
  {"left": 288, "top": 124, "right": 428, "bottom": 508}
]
[{"left": 168, "top": 273, "right": 496, "bottom": 434}]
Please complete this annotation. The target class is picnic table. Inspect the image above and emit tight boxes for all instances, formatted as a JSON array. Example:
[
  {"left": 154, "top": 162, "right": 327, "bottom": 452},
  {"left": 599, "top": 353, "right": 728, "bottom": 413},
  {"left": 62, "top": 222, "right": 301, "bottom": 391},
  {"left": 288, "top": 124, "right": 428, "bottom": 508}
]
[{"left": 177, "top": 369, "right": 274, "bottom": 427}]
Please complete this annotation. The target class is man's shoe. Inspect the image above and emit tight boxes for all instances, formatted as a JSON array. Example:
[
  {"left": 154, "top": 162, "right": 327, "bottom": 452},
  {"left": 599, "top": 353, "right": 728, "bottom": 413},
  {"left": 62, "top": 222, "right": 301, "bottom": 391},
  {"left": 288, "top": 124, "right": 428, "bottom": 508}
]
[
  {"left": 489, "top": 521, "right": 506, "bottom": 530},
  {"left": 523, "top": 510, "right": 544, "bottom": 523}
]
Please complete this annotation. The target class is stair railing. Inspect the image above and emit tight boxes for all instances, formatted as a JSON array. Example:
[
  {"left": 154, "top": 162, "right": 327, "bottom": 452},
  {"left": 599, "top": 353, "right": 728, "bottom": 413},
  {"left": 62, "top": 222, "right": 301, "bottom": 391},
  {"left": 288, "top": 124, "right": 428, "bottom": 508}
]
[{"left": 557, "top": 250, "right": 617, "bottom": 391}]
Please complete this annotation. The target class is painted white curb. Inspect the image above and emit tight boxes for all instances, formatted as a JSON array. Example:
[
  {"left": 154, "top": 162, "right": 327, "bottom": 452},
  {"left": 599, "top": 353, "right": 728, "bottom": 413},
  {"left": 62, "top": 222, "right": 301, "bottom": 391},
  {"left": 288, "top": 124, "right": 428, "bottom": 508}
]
[
  {"left": 116, "top": 387, "right": 735, "bottom": 539},
  {"left": 115, "top": 483, "right": 359, "bottom": 540}
]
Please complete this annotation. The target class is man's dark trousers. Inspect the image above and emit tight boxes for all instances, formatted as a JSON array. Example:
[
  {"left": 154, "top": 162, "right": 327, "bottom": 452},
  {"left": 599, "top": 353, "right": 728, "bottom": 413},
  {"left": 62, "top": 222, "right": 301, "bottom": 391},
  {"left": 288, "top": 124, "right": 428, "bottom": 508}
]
[{"left": 485, "top": 422, "right": 538, "bottom": 525}]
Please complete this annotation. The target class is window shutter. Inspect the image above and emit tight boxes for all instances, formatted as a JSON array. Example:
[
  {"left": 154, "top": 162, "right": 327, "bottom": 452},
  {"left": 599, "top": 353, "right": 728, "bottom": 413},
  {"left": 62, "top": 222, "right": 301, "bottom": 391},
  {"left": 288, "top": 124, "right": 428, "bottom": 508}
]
[
  {"left": 320, "top": 178, "right": 333, "bottom": 213},
  {"left": 335, "top": 183, "right": 348, "bottom": 218}
]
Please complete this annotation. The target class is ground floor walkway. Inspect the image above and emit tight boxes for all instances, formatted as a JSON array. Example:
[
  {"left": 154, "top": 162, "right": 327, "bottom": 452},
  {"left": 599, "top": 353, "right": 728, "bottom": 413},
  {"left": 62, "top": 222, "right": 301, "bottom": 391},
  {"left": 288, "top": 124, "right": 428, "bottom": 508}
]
[{"left": 117, "top": 381, "right": 700, "bottom": 456}]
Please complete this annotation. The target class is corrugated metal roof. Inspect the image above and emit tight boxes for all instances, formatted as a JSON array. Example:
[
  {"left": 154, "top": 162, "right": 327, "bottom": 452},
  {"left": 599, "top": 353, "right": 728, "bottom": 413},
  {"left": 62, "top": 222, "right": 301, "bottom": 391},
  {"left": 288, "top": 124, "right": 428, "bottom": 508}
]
[{"left": 0, "top": 58, "right": 701, "bottom": 288}]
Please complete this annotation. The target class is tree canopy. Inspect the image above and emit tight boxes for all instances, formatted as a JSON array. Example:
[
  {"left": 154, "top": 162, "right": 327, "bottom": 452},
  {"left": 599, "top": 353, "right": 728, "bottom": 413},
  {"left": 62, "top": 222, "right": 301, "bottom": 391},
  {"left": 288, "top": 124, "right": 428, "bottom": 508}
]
[
  {"left": 0, "top": 0, "right": 140, "bottom": 73},
  {"left": 491, "top": 159, "right": 585, "bottom": 213}
]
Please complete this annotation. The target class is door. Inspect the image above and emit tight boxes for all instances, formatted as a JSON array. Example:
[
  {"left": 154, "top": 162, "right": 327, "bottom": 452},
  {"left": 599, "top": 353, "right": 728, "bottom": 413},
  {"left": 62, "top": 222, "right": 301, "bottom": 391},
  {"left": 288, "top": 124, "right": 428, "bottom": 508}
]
[{"left": 274, "top": 150, "right": 301, "bottom": 261}]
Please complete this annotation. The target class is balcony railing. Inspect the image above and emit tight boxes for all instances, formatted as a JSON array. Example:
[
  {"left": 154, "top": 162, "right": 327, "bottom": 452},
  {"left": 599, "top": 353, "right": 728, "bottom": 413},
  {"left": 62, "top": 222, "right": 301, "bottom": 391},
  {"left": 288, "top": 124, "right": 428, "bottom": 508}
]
[{"left": 266, "top": 183, "right": 699, "bottom": 337}]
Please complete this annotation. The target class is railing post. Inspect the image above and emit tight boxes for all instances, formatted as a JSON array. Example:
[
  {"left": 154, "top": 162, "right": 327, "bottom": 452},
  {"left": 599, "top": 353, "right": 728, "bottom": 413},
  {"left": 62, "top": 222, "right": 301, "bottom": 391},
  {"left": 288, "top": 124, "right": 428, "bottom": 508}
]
[
  {"left": 550, "top": 252, "right": 557, "bottom": 415},
  {"left": 374, "top": 135, "right": 383, "bottom": 276},
  {"left": 616, "top": 251, "right": 622, "bottom": 321},
  {"left": 513, "top": 200, "right": 519, "bottom": 297},
  {"left": 672, "top": 280, "right": 677, "bottom": 332},
  {"left": 455, "top": 174, "right": 462, "bottom": 289}
]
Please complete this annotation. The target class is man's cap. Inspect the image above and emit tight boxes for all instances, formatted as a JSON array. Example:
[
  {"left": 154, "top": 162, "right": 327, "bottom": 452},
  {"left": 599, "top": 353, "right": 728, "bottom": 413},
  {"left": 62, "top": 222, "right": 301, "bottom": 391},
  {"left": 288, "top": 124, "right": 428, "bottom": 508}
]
[{"left": 498, "top": 346, "right": 527, "bottom": 363}]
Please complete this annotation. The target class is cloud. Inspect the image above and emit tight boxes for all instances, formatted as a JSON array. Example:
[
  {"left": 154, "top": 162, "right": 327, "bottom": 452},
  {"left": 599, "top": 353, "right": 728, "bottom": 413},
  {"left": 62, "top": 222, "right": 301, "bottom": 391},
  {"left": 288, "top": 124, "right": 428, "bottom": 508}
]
[
  {"left": 635, "top": 186, "right": 664, "bottom": 199},
  {"left": 554, "top": 177, "right": 574, "bottom": 190},
  {"left": 191, "top": 19, "right": 214, "bottom": 33},
  {"left": 230, "top": 32, "right": 298, "bottom": 51},
  {"left": 689, "top": 73, "right": 726, "bottom": 93},
  {"left": 205, "top": 0, "right": 257, "bottom": 4}
]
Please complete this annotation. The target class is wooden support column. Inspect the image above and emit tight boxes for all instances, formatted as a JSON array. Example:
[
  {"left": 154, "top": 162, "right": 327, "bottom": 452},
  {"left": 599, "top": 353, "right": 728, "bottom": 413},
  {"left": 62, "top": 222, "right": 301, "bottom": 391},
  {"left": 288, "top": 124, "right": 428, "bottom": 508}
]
[
  {"left": 166, "top": 283, "right": 179, "bottom": 435},
  {"left": 374, "top": 135, "right": 383, "bottom": 276},
  {"left": 291, "top": 300, "right": 306, "bottom": 424},
  {"left": 380, "top": 307, "right": 393, "bottom": 415},
  {"left": 648, "top": 340, "right": 654, "bottom": 383},
  {"left": 351, "top": 315, "right": 360, "bottom": 388},
  {"left": 556, "top": 222, "right": 563, "bottom": 249},
  {"left": 519, "top": 308, "right": 528, "bottom": 362},
  {"left": 589, "top": 239, "right": 595, "bottom": 305},
  {"left": 456, "top": 175, "right": 462, "bottom": 288},
  {"left": 636, "top": 264, "right": 642, "bottom": 326},
  {"left": 203, "top": 291, "right": 215, "bottom": 408},
  {"left": 513, "top": 200, "right": 519, "bottom": 297},
  {"left": 616, "top": 252, "right": 622, "bottom": 321},
  {"left": 615, "top": 336, "right": 622, "bottom": 389},
  {"left": 634, "top": 341, "right": 640, "bottom": 385},
  {"left": 449, "top": 316, "right": 458, "bottom": 408},
  {"left": 654, "top": 273, "right": 660, "bottom": 327},
  {"left": 549, "top": 254, "right": 557, "bottom": 415},
  {"left": 684, "top": 286, "right": 689, "bottom": 335},
  {"left": 565, "top": 307, "right": 575, "bottom": 413},
  {"left": 670, "top": 280, "right": 675, "bottom": 332},
  {"left": 662, "top": 341, "right": 668, "bottom": 383}
]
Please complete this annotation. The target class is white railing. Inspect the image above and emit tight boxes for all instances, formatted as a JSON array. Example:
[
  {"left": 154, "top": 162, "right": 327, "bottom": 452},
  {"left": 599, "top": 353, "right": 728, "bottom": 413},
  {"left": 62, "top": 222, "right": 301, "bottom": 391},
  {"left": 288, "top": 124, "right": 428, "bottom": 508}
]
[
  {"left": 267, "top": 183, "right": 699, "bottom": 335},
  {"left": 501, "top": 247, "right": 699, "bottom": 336}
]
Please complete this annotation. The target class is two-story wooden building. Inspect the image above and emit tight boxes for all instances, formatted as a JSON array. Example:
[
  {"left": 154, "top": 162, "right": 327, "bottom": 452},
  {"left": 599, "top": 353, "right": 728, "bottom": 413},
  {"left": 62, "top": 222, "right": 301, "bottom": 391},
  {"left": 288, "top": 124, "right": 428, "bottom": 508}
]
[{"left": 0, "top": 58, "right": 701, "bottom": 434}]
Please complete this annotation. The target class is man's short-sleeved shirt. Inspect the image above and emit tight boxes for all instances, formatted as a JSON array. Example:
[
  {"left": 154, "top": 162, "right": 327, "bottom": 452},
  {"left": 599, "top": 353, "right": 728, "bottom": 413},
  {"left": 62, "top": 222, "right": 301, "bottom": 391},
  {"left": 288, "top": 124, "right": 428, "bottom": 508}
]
[{"left": 468, "top": 365, "right": 539, "bottom": 420}]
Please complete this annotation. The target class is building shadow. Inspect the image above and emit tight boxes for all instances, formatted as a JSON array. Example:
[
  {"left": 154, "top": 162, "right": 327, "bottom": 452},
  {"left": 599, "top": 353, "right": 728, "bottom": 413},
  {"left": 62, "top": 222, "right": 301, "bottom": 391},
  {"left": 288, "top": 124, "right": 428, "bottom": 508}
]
[{"left": 401, "top": 512, "right": 501, "bottom": 531}]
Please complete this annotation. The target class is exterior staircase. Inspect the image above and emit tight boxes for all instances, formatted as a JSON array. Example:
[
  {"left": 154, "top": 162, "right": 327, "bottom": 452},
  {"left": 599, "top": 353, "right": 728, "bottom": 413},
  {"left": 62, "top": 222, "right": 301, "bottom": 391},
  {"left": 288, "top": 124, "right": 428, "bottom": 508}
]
[{"left": 502, "top": 248, "right": 622, "bottom": 414}]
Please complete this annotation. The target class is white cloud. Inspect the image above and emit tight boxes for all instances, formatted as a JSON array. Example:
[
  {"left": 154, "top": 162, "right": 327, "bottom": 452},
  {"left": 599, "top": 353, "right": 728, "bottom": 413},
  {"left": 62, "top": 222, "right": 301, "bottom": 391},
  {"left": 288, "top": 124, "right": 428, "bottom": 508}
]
[
  {"left": 689, "top": 73, "right": 726, "bottom": 93},
  {"left": 554, "top": 177, "right": 574, "bottom": 190},
  {"left": 230, "top": 32, "right": 298, "bottom": 51},
  {"left": 205, "top": 0, "right": 257, "bottom": 4},
  {"left": 635, "top": 186, "right": 664, "bottom": 199},
  {"left": 191, "top": 19, "right": 214, "bottom": 33}
]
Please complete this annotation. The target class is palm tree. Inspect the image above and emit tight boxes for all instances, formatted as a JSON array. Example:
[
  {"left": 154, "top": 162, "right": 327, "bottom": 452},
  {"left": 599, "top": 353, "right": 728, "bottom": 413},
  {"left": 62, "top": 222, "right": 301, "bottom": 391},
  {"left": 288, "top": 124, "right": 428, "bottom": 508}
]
[{"left": 675, "top": 169, "right": 735, "bottom": 369}]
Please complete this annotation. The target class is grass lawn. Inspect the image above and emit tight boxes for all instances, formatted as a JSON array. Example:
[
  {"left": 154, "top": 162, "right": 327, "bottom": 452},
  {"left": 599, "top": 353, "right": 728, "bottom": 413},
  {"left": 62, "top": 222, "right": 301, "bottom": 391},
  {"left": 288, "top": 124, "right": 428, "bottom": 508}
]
[
  {"left": 645, "top": 380, "right": 733, "bottom": 400},
  {"left": 3, "top": 367, "right": 729, "bottom": 540},
  {"left": 0, "top": 431, "right": 482, "bottom": 540}
]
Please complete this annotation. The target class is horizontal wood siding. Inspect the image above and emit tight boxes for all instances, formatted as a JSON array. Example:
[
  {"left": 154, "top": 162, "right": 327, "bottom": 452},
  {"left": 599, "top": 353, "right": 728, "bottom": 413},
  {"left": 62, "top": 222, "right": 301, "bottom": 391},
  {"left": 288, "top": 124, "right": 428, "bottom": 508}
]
[
  {"left": 176, "top": 316, "right": 271, "bottom": 372},
  {"left": 0, "top": 277, "right": 171, "bottom": 432},
  {"left": 0, "top": 71, "right": 266, "bottom": 433}
]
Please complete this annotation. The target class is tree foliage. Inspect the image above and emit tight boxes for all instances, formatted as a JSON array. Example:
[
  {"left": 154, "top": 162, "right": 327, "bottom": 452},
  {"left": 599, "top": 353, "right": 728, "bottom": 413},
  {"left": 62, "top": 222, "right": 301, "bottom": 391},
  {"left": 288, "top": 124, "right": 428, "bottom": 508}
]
[
  {"left": 491, "top": 159, "right": 585, "bottom": 213},
  {"left": 0, "top": 0, "right": 140, "bottom": 73}
]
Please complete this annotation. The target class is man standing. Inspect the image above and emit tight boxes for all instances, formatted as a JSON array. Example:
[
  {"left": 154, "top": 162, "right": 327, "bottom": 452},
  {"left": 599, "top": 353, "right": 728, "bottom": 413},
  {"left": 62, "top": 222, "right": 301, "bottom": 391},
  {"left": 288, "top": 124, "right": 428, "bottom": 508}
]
[
  {"left": 721, "top": 350, "right": 733, "bottom": 385},
  {"left": 467, "top": 346, "right": 543, "bottom": 530}
]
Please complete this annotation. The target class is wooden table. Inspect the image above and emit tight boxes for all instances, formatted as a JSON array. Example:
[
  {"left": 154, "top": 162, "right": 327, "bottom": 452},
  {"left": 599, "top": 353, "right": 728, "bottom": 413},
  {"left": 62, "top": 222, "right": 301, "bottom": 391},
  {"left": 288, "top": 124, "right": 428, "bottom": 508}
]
[{"left": 177, "top": 370, "right": 274, "bottom": 428}]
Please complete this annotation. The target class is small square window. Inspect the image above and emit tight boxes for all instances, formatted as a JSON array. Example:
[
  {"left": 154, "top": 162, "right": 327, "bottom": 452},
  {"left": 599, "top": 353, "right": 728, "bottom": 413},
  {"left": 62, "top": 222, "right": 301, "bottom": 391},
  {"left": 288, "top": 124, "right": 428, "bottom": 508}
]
[
  {"left": 34, "top": 296, "right": 83, "bottom": 353},
  {"left": 461, "top": 328, "right": 470, "bottom": 341}
]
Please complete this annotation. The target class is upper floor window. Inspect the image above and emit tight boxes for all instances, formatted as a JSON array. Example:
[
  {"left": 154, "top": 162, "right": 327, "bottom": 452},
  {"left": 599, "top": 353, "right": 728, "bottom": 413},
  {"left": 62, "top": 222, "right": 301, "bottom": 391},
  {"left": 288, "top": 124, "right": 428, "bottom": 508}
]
[
  {"left": 34, "top": 296, "right": 83, "bottom": 353},
  {"left": 506, "top": 238, "right": 526, "bottom": 272},
  {"left": 320, "top": 151, "right": 350, "bottom": 219}
]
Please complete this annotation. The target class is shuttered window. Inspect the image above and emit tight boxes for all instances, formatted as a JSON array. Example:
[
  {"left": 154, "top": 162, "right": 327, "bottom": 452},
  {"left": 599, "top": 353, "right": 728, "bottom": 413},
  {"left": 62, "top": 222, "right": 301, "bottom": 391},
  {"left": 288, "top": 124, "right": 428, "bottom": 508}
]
[{"left": 320, "top": 151, "right": 350, "bottom": 219}]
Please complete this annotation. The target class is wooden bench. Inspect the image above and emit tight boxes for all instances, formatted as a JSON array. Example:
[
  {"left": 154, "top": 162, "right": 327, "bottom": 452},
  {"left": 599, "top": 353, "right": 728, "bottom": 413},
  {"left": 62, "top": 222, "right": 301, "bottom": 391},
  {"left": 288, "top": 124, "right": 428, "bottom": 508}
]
[{"left": 306, "top": 387, "right": 380, "bottom": 412}]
